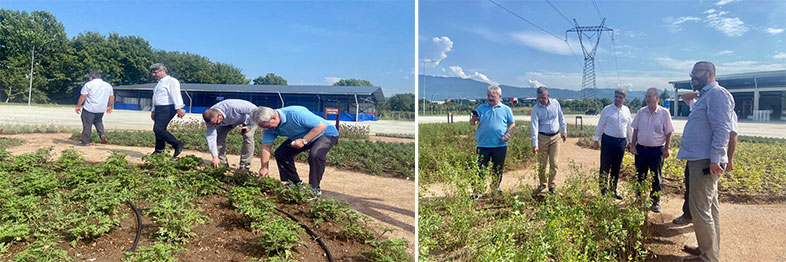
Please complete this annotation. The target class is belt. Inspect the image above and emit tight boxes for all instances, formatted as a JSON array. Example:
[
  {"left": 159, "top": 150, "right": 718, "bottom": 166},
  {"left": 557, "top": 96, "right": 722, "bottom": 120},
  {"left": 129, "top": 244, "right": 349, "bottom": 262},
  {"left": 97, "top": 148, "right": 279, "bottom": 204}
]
[{"left": 538, "top": 132, "right": 558, "bottom": 136}]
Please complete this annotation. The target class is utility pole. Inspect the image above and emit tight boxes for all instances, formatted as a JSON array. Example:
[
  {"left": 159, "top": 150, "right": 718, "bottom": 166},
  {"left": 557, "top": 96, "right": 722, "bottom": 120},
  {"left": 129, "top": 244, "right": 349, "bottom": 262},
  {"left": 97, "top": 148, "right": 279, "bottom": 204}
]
[
  {"left": 567, "top": 18, "right": 612, "bottom": 100},
  {"left": 28, "top": 46, "right": 35, "bottom": 106}
]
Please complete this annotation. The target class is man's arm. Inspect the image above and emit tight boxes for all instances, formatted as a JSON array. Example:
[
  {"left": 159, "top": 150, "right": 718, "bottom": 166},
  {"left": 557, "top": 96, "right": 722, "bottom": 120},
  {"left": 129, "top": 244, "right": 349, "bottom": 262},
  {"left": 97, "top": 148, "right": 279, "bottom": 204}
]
[
  {"left": 205, "top": 126, "right": 220, "bottom": 167},
  {"left": 290, "top": 122, "right": 327, "bottom": 148},
  {"left": 592, "top": 107, "right": 607, "bottom": 149},
  {"left": 726, "top": 131, "right": 738, "bottom": 172},
  {"left": 662, "top": 132, "right": 672, "bottom": 158},
  {"left": 502, "top": 122, "right": 516, "bottom": 142},
  {"left": 707, "top": 92, "right": 734, "bottom": 175},
  {"left": 170, "top": 79, "right": 186, "bottom": 117},
  {"left": 630, "top": 129, "right": 638, "bottom": 154},
  {"left": 530, "top": 107, "right": 539, "bottom": 153},
  {"left": 258, "top": 143, "right": 273, "bottom": 177},
  {"left": 106, "top": 95, "right": 114, "bottom": 114},
  {"left": 75, "top": 94, "right": 87, "bottom": 114},
  {"left": 557, "top": 102, "right": 567, "bottom": 142}
]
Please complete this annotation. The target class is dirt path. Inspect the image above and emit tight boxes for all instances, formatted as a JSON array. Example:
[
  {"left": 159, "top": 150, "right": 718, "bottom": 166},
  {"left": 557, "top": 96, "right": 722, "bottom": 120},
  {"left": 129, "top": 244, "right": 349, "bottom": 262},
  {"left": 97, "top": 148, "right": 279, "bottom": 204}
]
[
  {"left": 423, "top": 137, "right": 786, "bottom": 261},
  {"left": 2, "top": 133, "right": 415, "bottom": 256}
]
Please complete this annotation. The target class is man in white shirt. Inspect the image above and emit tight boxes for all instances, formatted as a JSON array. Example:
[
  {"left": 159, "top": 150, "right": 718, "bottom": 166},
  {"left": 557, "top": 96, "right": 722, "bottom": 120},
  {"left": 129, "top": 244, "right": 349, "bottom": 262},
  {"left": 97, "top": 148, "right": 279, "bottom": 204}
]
[
  {"left": 75, "top": 71, "right": 114, "bottom": 146},
  {"left": 591, "top": 88, "right": 633, "bottom": 199},
  {"left": 150, "top": 63, "right": 186, "bottom": 157}
]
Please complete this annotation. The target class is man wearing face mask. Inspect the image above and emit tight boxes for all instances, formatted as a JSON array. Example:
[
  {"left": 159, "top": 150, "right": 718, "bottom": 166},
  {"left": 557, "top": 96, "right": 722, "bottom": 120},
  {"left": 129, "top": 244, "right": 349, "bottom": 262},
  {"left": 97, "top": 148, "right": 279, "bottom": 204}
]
[
  {"left": 470, "top": 85, "right": 515, "bottom": 198},
  {"left": 591, "top": 88, "right": 633, "bottom": 200},
  {"left": 202, "top": 99, "right": 259, "bottom": 169},
  {"left": 677, "top": 61, "right": 734, "bottom": 262},
  {"left": 530, "top": 86, "right": 567, "bottom": 195}
]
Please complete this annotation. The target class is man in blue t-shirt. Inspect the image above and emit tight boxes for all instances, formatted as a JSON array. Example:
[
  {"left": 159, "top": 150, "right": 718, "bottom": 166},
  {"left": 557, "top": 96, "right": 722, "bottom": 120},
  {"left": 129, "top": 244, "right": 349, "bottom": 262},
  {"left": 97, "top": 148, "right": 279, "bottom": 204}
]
[
  {"left": 251, "top": 106, "right": 339, "bottom": 199},
  {"left": 470, "top": 86, "right": 516, "bottom": 198}
]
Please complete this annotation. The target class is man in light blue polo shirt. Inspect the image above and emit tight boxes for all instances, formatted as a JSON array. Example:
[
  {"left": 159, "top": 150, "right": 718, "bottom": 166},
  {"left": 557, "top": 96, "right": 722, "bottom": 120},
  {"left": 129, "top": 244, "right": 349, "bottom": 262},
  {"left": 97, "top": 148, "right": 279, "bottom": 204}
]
[
  {"left": 202, "top": 99, "right": 258, "bottom": 169},
  {"left": 252, "top": 106, "right": 339, "bottom": 199},
  {"left": 530, "top": 86, "right": 567, "bottom": 194},
  {"left": 470, "top": 86, "right": 515, "bottom": 198}
]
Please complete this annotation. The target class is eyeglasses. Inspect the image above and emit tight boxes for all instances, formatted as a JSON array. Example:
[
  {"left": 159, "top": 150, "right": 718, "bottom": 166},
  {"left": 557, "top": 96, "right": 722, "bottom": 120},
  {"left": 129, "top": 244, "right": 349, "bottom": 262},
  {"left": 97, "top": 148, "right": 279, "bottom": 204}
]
[{"left": 690, "top": 68, "right": 709, "bottom": 76}]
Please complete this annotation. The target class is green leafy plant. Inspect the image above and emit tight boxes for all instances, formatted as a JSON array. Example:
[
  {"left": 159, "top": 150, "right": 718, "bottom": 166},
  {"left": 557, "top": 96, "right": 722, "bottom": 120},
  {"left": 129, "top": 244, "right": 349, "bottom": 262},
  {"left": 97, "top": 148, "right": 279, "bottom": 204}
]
[
  {"left": 257, "top": 216, "right": 304, "bottom": 256},
  {"left": 122, "top": 242, "right": 186, "bottom": 262}
]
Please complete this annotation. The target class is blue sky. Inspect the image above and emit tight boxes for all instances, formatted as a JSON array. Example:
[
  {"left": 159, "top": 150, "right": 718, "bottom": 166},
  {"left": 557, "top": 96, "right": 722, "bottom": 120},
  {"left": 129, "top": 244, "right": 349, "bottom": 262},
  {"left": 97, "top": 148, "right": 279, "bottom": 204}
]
[
  {"left": 419, "top": 0, "right": 786, "bottom": 93},
  {"left": 2, "top": 0, "right": 415, "bottom": 95}
]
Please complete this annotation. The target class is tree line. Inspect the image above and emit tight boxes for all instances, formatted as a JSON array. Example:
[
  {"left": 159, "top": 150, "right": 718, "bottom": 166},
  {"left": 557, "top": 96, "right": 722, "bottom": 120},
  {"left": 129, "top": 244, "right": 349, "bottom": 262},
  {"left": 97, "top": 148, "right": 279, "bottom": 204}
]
[{"left": 0, "top": 10, "right": 376, "bottom": 105}]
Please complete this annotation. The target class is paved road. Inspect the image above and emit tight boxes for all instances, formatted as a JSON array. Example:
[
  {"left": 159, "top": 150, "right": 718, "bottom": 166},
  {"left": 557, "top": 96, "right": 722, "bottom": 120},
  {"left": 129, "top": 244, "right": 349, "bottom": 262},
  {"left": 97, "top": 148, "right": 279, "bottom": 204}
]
[
  {"left": 0, "top": 104, "right": 414, "bottom": 135},
  {"left": 419, "top": 114, "right": 786, "bottom": 139}
]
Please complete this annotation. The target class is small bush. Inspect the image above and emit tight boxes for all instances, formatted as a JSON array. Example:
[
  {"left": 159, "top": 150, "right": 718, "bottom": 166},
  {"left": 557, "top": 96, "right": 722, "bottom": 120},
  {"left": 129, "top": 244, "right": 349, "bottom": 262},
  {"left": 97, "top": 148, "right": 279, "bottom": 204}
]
[{"left": 122, "top": 242, "right": 186, "bottom": 262}]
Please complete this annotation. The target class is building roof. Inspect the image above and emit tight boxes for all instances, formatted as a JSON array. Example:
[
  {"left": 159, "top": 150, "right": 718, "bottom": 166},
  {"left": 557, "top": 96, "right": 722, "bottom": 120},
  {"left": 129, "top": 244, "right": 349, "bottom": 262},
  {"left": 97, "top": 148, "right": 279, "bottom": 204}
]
[
  {"left": 669, "top": 70, "right": 786, "bottom": 90},
  {"left": 114, "top": 83, "right": 386, "bottom": 102}
]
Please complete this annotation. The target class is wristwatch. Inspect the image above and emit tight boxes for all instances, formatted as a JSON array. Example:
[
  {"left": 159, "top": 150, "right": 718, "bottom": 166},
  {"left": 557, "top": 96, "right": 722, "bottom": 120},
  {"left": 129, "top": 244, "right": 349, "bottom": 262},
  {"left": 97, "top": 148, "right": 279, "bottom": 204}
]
[{"left": 302, "top": 138, "right": 309, "bottom": 145}]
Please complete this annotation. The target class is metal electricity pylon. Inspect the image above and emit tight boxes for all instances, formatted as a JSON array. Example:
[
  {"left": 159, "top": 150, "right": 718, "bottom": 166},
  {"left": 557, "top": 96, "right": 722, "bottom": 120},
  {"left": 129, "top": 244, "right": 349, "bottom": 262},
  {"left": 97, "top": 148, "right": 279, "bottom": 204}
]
[{"left": 566, "top": 18, "right": 612, "bottom": 100}]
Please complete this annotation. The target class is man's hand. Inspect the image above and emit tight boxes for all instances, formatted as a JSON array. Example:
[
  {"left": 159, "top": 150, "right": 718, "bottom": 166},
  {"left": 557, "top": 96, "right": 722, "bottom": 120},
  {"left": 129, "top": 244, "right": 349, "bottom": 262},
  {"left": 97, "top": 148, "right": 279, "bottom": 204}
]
[
  {"left": 258, "top": 167, "right": 269, "bottom": 177},
  {"left": 290, "top": 138, "right": 305, "bottom": 149},
  {"left": 75, "top": 106, "right": 81, "bottom": 114},
  {"left": 681, "top": 91, "right": 699, "bottom": 101},
  {"left": 501, "top": 133, "right": 510, "bottom": 142},
  {"left": 532, "top": 146, "right": 539, "bottom": 155},
  {"left": 470, "top": 115, "right": 479, "bottom": 125},
  {"left": 240, "top": 126, "right": 250, "bottom": 134},
  {"left": 630, "top": 144, "right": 637, "bottom": 155},
  {"left": 662, "top": 147, "right": 670, "bottom": 158},
  {"left": 176, "top": 109, "right": 186, "bottom": 118},
  {"left": 151, "top": 112, "right": 155, "bottom": 121},
  {"left": 211, "top": 156, "right": 220, "bottom": 168},
  {"left": 710, "top": 163, "right": 724, "bottom": 176},
  {"left": 561, "top": 133, "right": 567, "bottom": 142},
  {"left": 591, "top": 141, "right": 599, "bottom": 150},
  {"left": 106, "top": 107, "right": 113, "bottom": 114},
  {"left": 725, "top": 159, "right": 734, "bottom": 172}
]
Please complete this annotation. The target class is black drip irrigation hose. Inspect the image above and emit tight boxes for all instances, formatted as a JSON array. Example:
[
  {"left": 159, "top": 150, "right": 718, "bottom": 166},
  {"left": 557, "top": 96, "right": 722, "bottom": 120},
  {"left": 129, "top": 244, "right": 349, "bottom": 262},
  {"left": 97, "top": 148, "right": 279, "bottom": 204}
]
[
  {"left": 126, "top": 200, "right": 142, "bottom": 253},
  {"left": 215, "top": 184, "right": 334, "bottom": 262}
]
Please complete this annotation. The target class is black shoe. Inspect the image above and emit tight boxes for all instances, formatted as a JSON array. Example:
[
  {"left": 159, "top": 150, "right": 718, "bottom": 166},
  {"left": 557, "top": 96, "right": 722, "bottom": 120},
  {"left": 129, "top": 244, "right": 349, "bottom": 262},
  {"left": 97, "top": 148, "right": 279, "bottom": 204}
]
[
  {"left": 613, "top": 193, "right": 623, "bottom": 200},
  {"left": 172, "top": 143, "right": 184, "bottom": 158},
  {"left": 152, "top": 150, "right": 163, "bottom": 155},
  {"left": 682, "top": 245, "right": 701, "bottom": 256},
  {"left": 77, "top": 142, "right": 90, "bottom": 146},
  {"left": 534, "top": 185, "right": 547, "bottom": 194},
  {"left": 601, "top": 188, "right": 608, "bottom": 196},
  {"left": 549, "top": 187, "right": 558, "bottom": 195},
  {"left": 673, "top": 214, "right": 693, "bottom": 225}
]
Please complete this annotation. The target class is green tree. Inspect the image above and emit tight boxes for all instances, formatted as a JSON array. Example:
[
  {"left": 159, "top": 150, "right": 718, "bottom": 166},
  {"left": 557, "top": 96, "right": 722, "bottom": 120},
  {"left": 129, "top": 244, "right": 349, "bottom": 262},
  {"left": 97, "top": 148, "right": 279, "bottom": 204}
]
[
  {"left": 252, "top": 73, "right": 288, "bottom": 85},
  {"left": 153, "top": 51, "right": 249, "bottom": 84},
  {"left": 333, "top": 78, "right": 373, "bottom": 86},
  {"left": 0, "top": 9, "right": 71, "bottom": 103},
  {"left": 386, "top": 93, "right": 415, "bottom": 112},
  {"left": 659, "top": 88, "right": 671, "bottom": 106}
]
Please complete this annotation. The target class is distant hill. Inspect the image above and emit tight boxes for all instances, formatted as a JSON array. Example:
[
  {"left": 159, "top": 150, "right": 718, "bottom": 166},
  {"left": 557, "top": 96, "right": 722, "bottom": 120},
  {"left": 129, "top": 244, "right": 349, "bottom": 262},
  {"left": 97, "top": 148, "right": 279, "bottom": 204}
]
[{"left": 418, "top": 75, "right": 646, "bottom": 100}]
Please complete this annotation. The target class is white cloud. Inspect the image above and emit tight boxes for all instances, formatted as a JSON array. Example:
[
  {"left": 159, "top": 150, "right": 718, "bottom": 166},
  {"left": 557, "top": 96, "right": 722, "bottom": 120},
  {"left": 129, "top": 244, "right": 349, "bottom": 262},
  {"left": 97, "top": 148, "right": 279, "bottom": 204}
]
[
  {"left": 714, "top": 0, "right": 740, "bottom": 6},
  {"left": 323, "top": 77, "right": 342, "bottom": 84},
  {"left": 704, "top": 9, "right": 717, "bottom": 14},
  {"left": 663, "top": 16, "right": 701, "bottom": 32},
  {"left": 655, "top": 57, "right": 697, "bottom": 71},
  {"left": 718, "top": 60, "right": 786, "bottom": 73},
  {"left": 446, "top": 65, "right": 498, "bottom": 86},
  {"left": 705, "top": 10, "right": 749, "bottom": 37},
  {"left": 713, "top": 50, "right": 734, "bottom": 56},
  {"left": 775, "top": 52, "right": 786, "bottom": 59},
  {"left": 767, "top": 28, "right": 785, "bottom": 35},
  {"left": 509, "top": 31, "right": 574, "bottom": 56},
  {"left": 528, "top": 80, "right": 546, "bottom": 88},
  {"left": 421, "top": 36, "right": 453, "bottom": 66}
]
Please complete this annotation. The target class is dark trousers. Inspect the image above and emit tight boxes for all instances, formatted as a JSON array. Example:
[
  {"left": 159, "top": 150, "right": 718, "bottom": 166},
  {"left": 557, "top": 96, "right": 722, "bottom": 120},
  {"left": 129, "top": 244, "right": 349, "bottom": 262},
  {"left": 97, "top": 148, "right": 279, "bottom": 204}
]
[
  {"left": 682, "top": 166, "right": 692, "bottom": 218},
  {"left": 153, "top": 105, "right": 181, "bottom": 151},
  {"left": 635, "top": 144, "right": 664, "bottom": 204},
  {"left": 80, "top": 110, "right": 105, "bottom": 144},
  {"left": 599, "top": 134, "right": 626, "bottom": 193},
  {"left": 275, "top": 136, "right": 338, "bottom": 189},
  {"left": 477, "top": 146, "right": 508, "bottom": 190}
]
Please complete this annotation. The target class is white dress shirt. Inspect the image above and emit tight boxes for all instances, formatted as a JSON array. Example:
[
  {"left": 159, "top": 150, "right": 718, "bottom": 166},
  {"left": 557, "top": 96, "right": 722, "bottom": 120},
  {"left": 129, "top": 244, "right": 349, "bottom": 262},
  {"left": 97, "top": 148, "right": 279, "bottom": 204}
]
[
  {"left": 80, "top": 79, "right": 113, "bottom": 114},
  {"left": 151, "top": 75, "right": 184, "bottom": 111},
  {"left": 593, "top": 104, "right": 633, "bottom": 143}
]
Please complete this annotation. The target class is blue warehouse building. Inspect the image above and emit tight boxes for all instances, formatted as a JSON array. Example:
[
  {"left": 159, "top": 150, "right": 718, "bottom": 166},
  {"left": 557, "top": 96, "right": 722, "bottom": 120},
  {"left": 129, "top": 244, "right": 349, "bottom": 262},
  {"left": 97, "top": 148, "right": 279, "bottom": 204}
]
[{"left": 112, "top": 84, "right": 385, "bottom": 121}]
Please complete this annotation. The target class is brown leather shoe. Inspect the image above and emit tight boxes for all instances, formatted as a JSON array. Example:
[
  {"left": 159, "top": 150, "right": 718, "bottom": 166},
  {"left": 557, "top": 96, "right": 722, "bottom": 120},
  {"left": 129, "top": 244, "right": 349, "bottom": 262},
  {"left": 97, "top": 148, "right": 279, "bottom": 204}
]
[
  {"left": 683, "top": 245, "right": 701, "bottom": 256},
  {"left": 100, "top": 135, "right": 108, "bottom": 144}
]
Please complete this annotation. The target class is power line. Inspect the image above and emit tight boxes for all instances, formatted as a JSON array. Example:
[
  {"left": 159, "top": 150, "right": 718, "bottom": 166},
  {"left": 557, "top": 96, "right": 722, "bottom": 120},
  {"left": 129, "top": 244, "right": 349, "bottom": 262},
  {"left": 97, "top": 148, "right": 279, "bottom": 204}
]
[
  {"left": 545, "top": 0, "right": 573, "bottom": 27},
  {"left": 565, "top": 39, "right": 585, "bottom": 69},
  {"left": 610, "top": 31, "right": 623, "bottom": 88},
  {"left": 591, "top": 0, "right": 604, "bottom": 23},
  {"left": 487, "top": 0, "right": 565, "bottom": 41}
]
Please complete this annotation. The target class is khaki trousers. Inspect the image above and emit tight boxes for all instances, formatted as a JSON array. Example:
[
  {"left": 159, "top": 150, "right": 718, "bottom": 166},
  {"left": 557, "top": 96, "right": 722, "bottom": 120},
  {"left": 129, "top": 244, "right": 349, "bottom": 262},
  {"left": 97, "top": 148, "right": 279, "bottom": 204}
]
[
  {"left": 537, "top": 134, "right": 561, "bottom": 188},
  {"left": 688, "top": 159, "right": 721, "bottom": 262},
  {"left": 216, "top": 124, "right": 258, "bottom": 168}
]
